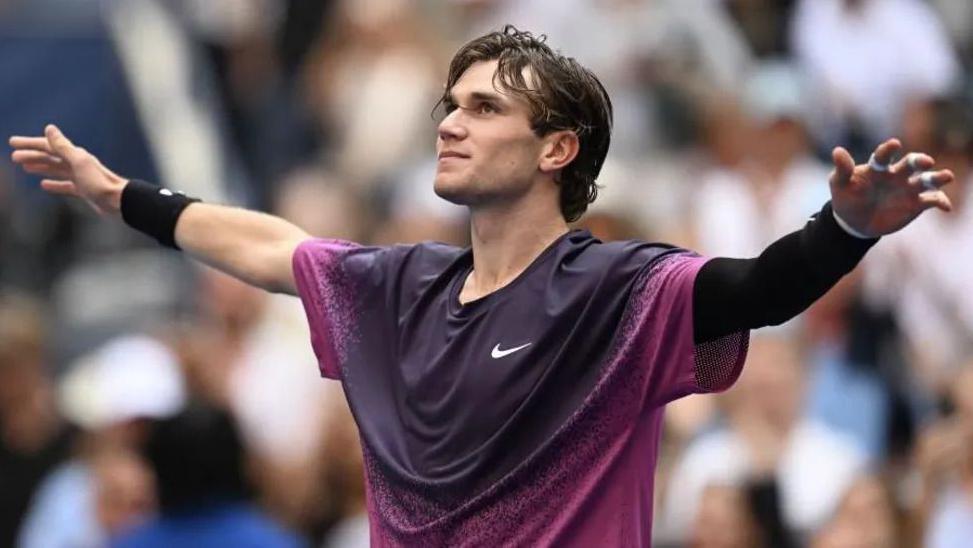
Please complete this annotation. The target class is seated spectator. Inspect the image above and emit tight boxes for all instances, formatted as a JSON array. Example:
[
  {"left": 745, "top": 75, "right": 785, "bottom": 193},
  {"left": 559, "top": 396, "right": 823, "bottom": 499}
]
[
  {"left": 862, "top": 97, "right": 973, "bottom": 392},
  {"left": 18, "top": 334, "right": 185, "bottom": 548},
  {"left": 691, "top": 61, "right": 831, "bottom": 259},
  {"left": 0, "top": 292, "right": 73, "bottom": 547},
  {"left": 112, "top": 403, "right": 303, "bottom": 548},
  {"left": 659, "top": 333, "right": 866, "bottom": 542},
  {"left": 791, "top": 0, "right": 960, "bottom": 147}
]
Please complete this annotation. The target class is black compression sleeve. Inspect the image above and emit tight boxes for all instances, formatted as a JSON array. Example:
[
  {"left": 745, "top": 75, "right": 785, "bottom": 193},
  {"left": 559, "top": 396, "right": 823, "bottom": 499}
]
[{"left": 692, "top": 202, "right": 878, "bottom": 344}]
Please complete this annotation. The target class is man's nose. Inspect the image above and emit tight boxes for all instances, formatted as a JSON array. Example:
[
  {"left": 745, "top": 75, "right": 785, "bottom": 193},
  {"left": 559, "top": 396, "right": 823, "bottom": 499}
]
[{"left": 437, "top": 110, "right": 467, "bottom": 141}]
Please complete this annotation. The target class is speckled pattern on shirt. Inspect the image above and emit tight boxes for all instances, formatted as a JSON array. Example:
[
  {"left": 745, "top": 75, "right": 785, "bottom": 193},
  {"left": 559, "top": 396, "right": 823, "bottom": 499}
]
[{"left": 292, "top": 235, "right": 748, "bottom": 547}]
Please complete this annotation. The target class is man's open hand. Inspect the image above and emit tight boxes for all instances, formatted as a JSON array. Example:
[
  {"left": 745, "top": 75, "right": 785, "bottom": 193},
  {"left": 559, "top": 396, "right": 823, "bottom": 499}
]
[
  {"left": 9, "top": 124, "right": 128, "bottom": 217},
  {"left": 829, "top": 139, "right": 955, "bottom": 238}
]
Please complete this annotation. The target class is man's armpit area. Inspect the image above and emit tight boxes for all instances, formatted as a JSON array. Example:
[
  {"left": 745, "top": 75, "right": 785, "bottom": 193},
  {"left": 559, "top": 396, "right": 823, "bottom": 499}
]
[{"left": 693, "top": 330, "right": 749, "bottom": 393}]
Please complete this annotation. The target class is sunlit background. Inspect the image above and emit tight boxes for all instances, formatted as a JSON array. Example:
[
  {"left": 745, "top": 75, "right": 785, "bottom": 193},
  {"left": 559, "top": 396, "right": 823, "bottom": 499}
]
[{"left": 2, "top": 0, "right": 973, "bottom": 546}]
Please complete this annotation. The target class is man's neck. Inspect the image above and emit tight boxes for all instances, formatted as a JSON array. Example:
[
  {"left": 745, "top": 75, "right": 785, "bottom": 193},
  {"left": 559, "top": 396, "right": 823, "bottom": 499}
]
[{"left": 462, "top": 200, "right": 569, "bottom": 302}]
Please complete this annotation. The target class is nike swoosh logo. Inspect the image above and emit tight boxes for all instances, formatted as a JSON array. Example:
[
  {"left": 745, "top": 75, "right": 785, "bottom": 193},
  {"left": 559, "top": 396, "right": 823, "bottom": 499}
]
[{"left": 491, "top": 342, "right": 532, "bottom": 359}]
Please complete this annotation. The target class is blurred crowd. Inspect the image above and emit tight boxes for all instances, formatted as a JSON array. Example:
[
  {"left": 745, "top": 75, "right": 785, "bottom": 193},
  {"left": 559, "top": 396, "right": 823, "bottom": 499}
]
[{"left": 2, "top": 0, "right": 973, "bottom": 546}]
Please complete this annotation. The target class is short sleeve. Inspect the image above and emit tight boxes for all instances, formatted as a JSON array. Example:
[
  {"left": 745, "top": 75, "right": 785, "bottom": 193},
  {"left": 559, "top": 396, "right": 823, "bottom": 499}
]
[
  {"left": 291, "top": 238, "right": 363, "bottom": 380},
  {"left": 292, "top": 238, "right": 462, "bottom": 381},
  {"left": 631, "top": 253, "right": 749, "bottom": 406}
]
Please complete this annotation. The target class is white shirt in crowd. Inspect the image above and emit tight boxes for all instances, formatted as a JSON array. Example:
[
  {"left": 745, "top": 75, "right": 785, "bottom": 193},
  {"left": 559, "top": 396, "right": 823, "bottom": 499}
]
[
  {"left": 658, "top": 419, "right": 867, "bottom": 540},
  {"left": 792, "top": 0, "right": 960, "bottom": 143}
]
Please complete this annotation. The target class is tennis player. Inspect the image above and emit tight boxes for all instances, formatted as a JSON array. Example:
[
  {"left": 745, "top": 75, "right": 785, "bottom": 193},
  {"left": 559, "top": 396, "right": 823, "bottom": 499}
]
[{"left": 10, "top": 26, "right": 954, "bottom": 547}]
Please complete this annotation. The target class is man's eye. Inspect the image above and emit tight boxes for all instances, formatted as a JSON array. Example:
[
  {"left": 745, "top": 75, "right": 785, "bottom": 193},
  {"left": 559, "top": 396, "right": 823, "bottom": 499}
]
[
  {"left": 443, "top": 102, "right": 458, "bottom": 114},
  {"left": 477, "top": 103, "right": 497, "bottom": 114}
]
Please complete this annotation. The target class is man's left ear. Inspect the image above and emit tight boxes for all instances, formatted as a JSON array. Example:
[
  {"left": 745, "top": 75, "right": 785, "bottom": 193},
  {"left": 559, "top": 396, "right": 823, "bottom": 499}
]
[{"left": 539, "top": 130, "right": 580, "bottom": 174}]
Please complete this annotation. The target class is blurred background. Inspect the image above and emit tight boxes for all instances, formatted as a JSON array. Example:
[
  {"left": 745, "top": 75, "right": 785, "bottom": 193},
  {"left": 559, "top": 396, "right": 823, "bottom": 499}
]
[{"left": 1, "top": 0, "right": 973, "bottom": 546}]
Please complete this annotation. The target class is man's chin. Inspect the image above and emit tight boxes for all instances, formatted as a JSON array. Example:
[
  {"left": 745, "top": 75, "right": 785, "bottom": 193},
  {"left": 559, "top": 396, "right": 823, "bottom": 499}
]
[{"left": 433, "top": 179, "right": 474, "bottom": 206}]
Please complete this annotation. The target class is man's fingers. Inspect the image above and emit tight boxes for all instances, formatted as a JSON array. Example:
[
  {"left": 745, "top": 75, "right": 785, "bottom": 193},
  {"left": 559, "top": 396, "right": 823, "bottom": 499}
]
[
  {"left": 22, "top": 162, "right": 70, "bottom": 179},
  {"left": 919, "top": 190, "right": 953, "bottom": 212},
  {"left": 14, "top": 149, "right": 72, "bottom": 179},
  {"left": 830, "top": 147, "right": 856, "bottom": 187},
  {"left": 909, "top": 169, "right": 954, "bottom": 191},
  {"left": 894, "top": 152, "right": 935, "bottom": 174},
  {"left": 11, "top": 149, "right": 64, "bottom": 165},
  {"left": 8, "top": 136, "right": 54, "bottom": 153},
  {"left": 870, "top": 138, "right": 902, "bottom": 169},
  {"left": 39, "top": 179, "right": 79, "bottom": 197},
  {"left": 12, "top": 127, "right": 91, "bottom": 168}
]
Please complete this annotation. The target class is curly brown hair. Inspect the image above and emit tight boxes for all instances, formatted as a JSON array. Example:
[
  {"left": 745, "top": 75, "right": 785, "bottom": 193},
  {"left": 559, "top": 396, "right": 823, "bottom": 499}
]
[{"left": 436, "top": 26, "right": 614, "bottom": 222}]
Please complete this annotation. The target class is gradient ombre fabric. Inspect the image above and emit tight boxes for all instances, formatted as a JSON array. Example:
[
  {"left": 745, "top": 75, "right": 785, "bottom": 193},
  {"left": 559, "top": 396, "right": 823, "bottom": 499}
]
[{"left": 293, "top": 230, "right": 747, "bottom": 547}]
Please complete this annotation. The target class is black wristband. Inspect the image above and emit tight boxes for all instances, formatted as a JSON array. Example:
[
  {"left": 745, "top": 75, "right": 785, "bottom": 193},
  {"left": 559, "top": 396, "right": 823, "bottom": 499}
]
[{"left": 120, "top": 179, "right": 201, "bottom": 249}]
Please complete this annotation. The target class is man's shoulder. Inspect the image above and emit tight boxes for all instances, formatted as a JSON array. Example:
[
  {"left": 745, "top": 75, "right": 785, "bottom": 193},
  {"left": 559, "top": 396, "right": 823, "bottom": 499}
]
[
  {"left": 378, "top": 240, "right": 466, "bottom": 273},
  {"left": 539, "top": 233, "right": 695, "bottom": 302},
  {"left": 565, "top": 233, "right": 686, "bottom": 270},
  {"left": 394, "top": 240, "right": 466, "bottom": 259},
  {"left": 297, "top": 238, "right": 464, "bottom": 269}
]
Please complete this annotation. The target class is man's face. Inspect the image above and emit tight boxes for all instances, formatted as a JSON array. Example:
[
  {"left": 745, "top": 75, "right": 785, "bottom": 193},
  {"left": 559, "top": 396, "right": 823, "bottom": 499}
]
[{"left": 434, "top": 60, "right": 547, "bottom": 208}]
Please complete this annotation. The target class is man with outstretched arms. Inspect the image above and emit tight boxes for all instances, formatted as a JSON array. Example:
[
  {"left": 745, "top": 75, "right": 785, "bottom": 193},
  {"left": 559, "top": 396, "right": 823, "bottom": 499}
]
[{"left": 10, "top": 27, "right": 954, "bottom": 547}]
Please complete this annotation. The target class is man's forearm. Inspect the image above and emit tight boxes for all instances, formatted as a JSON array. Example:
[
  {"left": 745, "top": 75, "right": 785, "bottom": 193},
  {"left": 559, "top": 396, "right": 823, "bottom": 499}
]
[
  {"left": 692, "top": 202, "right": 878, "bottom": 343},
  {"left": 174, "top": 202, "right": 309, "bottom": 295},
  {"left": 119, "top": 179, "right": 309, "bottom": 294}
]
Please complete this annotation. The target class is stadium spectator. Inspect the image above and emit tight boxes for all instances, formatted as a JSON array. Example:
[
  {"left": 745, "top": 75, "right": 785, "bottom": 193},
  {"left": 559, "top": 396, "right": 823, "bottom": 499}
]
[
  {"left": 112, "top": 403, "right": 304, "bottom": 548},
  {"left": 862, "top": 97, "right": 973, "bottom": 392},
  {"left": 691, "top": 60, "right": 830, "bottom": 258},
  {"left": 0, "top": 293, "right": 73, "bottom": 547},
  {"left": 659, "top": 333, "right": 866, "bottom": 542},
  {"left": 792, "top": 0, "right": 961, "bottom": 148},
  {"left": 18, "top": 334, "right": 184, "bottom": 548}
]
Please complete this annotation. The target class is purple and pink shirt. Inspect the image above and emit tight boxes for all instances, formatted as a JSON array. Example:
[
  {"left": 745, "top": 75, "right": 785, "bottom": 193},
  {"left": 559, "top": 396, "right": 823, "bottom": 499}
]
[{"left": 292, "top": 230, "right": 748, "bottom": 547}]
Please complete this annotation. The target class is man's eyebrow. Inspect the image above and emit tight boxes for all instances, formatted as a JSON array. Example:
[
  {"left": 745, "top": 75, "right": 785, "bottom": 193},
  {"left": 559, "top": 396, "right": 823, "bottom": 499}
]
[
  {"left": 469, "top": 91, "right": 507, "bottom": 104},
  {"left": 447, "top": 89, "right": 509, "bottom": 106}
]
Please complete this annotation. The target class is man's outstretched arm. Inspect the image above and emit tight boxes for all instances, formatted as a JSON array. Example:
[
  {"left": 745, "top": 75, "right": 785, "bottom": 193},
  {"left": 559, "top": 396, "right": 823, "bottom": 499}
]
[
  {"left": 10, "top": 125, "right": 308, "bottom": 295},
  {"left": 172, "top": 200, "right": 307, "bottom": 294},
  {"left": 693, "top": 138, "right": 955, "bottom": 344}
]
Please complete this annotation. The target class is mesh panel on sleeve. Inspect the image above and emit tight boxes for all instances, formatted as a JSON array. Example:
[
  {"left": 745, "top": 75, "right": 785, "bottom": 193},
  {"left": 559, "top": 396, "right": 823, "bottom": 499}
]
[{"left": 694, "top": 330, "right": 749, "bottom": 392}]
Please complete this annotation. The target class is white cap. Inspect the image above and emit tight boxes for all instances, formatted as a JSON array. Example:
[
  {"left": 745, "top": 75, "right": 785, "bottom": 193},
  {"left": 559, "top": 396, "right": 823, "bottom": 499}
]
[{"left": 60, "top": 334, "right": 186, "bottom": 430}]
